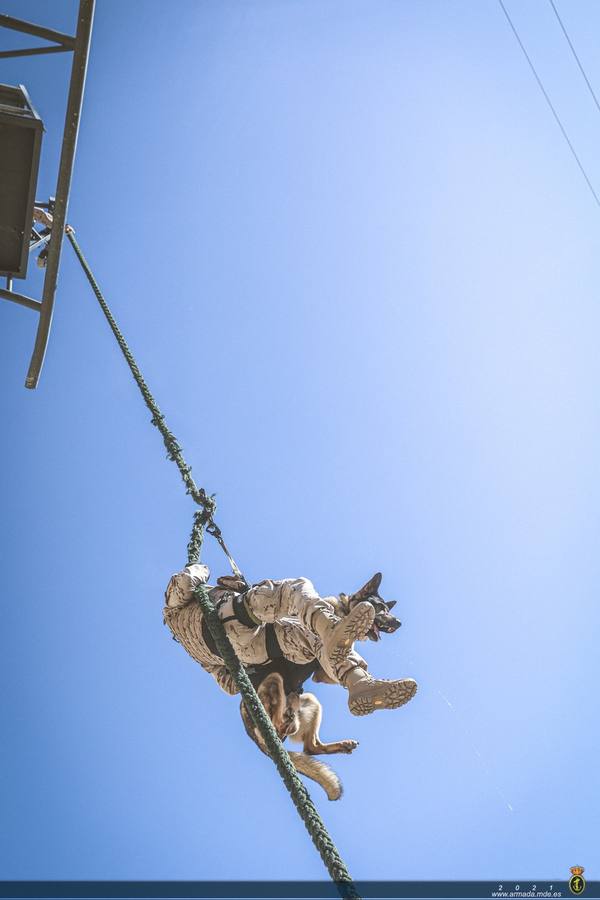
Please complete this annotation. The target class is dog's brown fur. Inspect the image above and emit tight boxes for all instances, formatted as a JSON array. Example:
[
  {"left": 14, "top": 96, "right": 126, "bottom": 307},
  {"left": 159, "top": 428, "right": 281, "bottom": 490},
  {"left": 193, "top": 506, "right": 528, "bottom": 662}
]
[
  {"left": 240, "top": 672, "right": 358, "bottom": 801},
  {"left": 239, "top": 574, "right": 401, "bottom": 800}
]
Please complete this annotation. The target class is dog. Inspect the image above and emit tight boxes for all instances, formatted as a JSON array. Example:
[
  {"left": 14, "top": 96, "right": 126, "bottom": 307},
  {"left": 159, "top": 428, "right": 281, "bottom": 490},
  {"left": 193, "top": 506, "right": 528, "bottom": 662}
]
[
  {"left": 240, "top": 671, "right": 358, "bottom": 801},
  {"left": 239, "top": 573, "right": 401, "bottom": 800}
]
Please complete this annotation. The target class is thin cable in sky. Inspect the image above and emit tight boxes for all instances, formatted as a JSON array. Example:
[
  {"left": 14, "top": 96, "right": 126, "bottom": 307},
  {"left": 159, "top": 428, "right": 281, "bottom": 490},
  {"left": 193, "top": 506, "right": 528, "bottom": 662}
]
[
  {"left": 437, "top": 690, "right": 515, "bottom": 814},
  {"left": 547, "top": 0, "right": 600, "bottom": 118},
  {"left": 497, "top": 0, "right": 600, "bottom": 208},
  {"left": 404, "top": 649, "right": 515, "bottom": 815}
]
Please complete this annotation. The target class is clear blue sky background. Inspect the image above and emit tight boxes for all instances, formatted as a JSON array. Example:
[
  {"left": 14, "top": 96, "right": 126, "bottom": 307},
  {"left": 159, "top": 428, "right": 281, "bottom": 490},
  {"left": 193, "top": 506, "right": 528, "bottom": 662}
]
[{"left": 1, "top": 0, "right": 599, "bottom": 884}]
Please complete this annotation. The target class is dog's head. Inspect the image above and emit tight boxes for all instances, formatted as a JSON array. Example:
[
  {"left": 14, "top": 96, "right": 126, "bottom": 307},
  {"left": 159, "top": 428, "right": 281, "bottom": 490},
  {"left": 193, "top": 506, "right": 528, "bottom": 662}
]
[{"left": 341, "top": 572, "right": 401, "bottom": 641}]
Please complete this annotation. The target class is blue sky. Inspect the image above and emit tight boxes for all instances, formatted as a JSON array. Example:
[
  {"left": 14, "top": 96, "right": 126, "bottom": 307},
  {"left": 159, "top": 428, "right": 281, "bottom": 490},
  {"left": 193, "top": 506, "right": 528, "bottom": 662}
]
[{"left": 1, "top": 0, "right": 599, "bottom": 885}]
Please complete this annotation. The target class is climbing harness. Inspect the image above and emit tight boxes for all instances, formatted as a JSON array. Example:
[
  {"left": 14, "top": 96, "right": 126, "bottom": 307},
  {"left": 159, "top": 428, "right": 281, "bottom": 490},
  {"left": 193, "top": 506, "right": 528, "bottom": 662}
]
[
  {"left": 65, "top": 226, "right": 359, "bottom": 898},
  {"left": 207, "top": 594, "right": 285, "bottom": 664},
  {"left": 194, "top": 585, "right": 320, "bottom": 693}
]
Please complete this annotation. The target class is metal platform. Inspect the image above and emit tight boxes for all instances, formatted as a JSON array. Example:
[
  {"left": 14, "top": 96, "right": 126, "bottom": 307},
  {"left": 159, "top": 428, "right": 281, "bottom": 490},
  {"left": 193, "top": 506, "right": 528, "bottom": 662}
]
[
  {"left": 0, "top": 83, "right": 43, "bottom": 278},
  {"left": 0, "top": 1, "right": 95, "bottom": 389}
]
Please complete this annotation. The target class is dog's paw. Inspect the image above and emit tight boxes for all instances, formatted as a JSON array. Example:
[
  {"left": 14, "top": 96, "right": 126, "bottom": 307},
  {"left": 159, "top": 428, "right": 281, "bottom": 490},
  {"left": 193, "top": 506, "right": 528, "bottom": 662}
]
[{"left": 339, "top": 739, "right": 359, "bottom": 754}]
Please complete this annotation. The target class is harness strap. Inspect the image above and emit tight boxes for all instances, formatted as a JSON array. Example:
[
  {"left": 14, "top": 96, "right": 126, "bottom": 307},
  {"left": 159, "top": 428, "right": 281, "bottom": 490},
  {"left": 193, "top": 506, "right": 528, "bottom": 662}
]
[
  {"left": 201, "top": 596, "right": 283, "bottom": 666},
  {"left": 232, "top": 592, "right": 261, "bottom": 628},
  {"left": 201, "top": 615, "right": 221, "bottom": 659},
  {"left": 265, "top": 622, "right": 284, "bottom": 661}
]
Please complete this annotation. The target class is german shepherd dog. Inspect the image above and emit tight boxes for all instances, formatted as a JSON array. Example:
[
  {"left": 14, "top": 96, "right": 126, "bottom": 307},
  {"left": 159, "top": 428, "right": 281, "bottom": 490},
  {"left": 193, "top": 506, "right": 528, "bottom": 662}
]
[{"left": 239, "top": 573, "right": 401, "bottom": 800}]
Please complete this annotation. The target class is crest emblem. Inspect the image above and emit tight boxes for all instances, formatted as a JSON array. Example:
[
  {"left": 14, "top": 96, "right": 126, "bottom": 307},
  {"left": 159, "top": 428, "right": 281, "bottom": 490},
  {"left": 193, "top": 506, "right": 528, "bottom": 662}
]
[{"left": 569, "top": 866, "right": 586, "bottom": 895}]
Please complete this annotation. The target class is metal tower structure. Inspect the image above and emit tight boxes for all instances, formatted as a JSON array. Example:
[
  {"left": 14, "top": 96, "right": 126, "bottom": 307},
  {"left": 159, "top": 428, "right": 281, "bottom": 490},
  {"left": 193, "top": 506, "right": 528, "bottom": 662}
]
[{"left": 0, "top": 1, "right": 95, "bottom": 388}]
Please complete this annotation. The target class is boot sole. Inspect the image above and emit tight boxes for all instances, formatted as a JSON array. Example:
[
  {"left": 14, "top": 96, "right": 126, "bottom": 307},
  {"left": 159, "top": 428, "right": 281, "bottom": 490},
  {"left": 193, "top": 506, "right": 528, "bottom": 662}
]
[
  {"left": 349, "top": 678, "right": 418, "bottom": 716},
  {"left": 327, "top": 604, "right": 376, "bottom": 665}
]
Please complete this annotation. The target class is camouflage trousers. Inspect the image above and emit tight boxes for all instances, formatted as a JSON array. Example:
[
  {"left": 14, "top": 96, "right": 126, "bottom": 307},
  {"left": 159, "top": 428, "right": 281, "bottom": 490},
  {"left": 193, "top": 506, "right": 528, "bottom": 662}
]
[
  {"left": 217, "top": 577, "right": 368, "bottom": 683},
  {"left": 164, "top": 568, "right": 367, "bottom": 690}
]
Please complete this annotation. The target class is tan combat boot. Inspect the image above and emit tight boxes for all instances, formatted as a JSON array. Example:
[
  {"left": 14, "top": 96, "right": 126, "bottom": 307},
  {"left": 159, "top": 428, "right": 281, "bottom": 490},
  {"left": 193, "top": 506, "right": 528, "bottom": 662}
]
[
  {"left": 343, "top": 667, "right": 418, "bottom": 716},
  {"left": 312, "top": 602, "right": 376, "bottom": 666}
]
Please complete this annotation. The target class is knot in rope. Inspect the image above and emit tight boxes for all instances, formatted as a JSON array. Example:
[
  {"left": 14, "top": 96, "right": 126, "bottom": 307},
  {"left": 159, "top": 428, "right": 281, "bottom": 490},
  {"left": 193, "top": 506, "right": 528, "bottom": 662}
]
[{"left": 191, "top": 490, "right": 216, "bottom": 517}]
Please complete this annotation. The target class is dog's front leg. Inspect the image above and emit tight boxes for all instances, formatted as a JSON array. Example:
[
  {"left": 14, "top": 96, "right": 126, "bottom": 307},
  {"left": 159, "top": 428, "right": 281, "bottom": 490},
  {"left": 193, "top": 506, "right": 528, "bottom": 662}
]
[{"left": 304, "top": 738, "right": 359, "bottom": 755}]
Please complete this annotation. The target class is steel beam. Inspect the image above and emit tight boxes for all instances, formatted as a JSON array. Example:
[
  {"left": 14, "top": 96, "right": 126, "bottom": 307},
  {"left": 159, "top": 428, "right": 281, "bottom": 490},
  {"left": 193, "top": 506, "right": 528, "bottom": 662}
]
[
  {"left": 0, "top": 14, "right": 75, "bottom": 49},
  {"left": 29, "top": 232, "right": 51, "bottom": 253},
  {"left": 0, "top": 287, "right": 42, "bottom": 312},
  {"left": 25, "top": 0, "right": 95, "bottom": 389},
  {"left": 0, "top": 45, "right": 71, "bottom": 60}
]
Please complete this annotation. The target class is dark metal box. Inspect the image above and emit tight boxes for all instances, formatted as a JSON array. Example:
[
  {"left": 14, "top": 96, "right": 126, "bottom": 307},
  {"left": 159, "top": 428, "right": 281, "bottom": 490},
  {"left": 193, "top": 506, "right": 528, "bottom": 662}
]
[{"left": 0, "top": 83, "right": 43, "bottom": 279}]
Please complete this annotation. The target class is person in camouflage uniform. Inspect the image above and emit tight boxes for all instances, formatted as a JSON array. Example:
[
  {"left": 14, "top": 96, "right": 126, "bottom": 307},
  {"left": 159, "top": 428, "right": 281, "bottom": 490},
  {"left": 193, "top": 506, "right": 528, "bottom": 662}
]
[{"left": 164, "top": 564, "right": 417, "bottom": 716}]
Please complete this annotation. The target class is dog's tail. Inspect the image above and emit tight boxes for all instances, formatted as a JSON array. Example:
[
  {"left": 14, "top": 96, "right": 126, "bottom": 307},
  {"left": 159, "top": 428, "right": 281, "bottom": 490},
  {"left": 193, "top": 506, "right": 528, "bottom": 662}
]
[
  {"left": 287, "top": 751, "right": 343, "bottom": 801},
  {"left": 240, "top": 700, "right": 343, "bottom": 801}
]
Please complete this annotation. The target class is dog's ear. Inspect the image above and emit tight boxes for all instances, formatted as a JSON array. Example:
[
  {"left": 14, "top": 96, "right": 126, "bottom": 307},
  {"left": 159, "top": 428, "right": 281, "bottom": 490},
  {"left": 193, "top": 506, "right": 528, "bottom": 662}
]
[
  {"left": 371, "top": 572, "right": 383, "bottom": 592},
  {"left": 350, "top": 572, "right": 383, "bottom": 603},
  {"left": 386, "top": 600, "right": 396, "bottom": 610}
]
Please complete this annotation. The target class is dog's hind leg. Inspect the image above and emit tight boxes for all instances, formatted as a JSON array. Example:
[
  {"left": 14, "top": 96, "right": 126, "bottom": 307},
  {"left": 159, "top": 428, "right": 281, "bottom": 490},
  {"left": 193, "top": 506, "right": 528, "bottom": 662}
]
[{"left": 299, "top": 693, "right": 359, "bottom": 755}]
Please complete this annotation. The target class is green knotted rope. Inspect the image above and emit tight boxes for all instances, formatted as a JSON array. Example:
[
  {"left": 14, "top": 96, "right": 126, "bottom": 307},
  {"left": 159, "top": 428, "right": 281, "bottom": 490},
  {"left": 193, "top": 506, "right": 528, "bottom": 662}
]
[
  {"left": 198, "top": 584, "right": 358, "bottom": 895},
  {"left": 65, "top": 226, "right": 241, "bottom": 576},
  {"left": 66, "top": 226, "right": 359, "bottom": 897}
]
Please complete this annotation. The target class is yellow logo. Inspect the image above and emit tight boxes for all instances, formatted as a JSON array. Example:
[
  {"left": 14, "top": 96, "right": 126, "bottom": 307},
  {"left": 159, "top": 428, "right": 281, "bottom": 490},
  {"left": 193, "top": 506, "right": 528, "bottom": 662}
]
[{"left": 569, "top": 866, "right": 586, "bottom": 895}]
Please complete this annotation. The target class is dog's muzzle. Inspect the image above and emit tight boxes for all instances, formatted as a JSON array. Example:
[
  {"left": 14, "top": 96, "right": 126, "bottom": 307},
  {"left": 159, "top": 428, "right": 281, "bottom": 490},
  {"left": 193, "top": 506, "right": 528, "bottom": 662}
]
[{"left": 368, "top": 609, "right": 401, "bottom": 641}]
